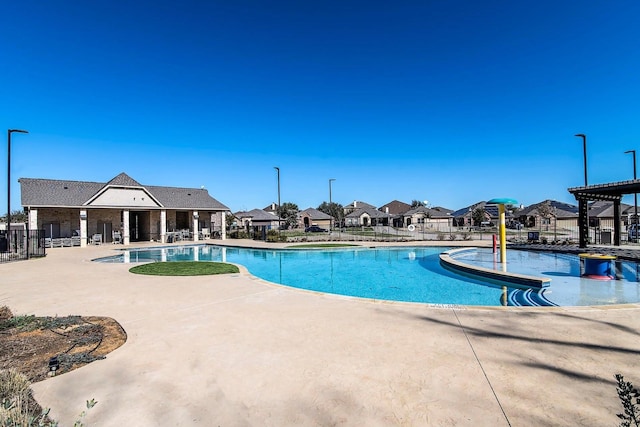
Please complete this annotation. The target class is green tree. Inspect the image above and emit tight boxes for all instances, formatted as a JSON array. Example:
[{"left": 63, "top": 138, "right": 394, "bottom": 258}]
[
  {"left": 536, "top": 201, "right": 554, "bottom": 230},
  {"left": 472, "top": 207, "right": 486, "bottom": 227},
  {"left": 410, "top": 200, "right": 426, "bottom": 208},
  {"left": 1, "top": 209, "right": 27, "bottom": 223},
  {"left": 317, "top": 201, "right": 343, "bottom": 226},
  {"left": 277, "top": 202, "right": 299, "bottom": 229}
]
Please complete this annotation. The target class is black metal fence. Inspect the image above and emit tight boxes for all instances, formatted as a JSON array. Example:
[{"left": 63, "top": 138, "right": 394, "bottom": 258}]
[{"left": 0, "top": 229, "right": 47, "bottom": 263}]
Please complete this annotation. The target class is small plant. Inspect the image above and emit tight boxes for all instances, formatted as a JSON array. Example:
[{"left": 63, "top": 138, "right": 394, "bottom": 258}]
[
  {"left": 436, "top": 232, "right": 445, "bottom": 241},
  {"left": 0, "top": 369, "right": 31, "bottom": 402},
  {"left": 448, "top": 233, "right": 457, "bottom": 241},
  {"left": 0, "top": 306, "right": 12, "bottom": 321},
  {"left": 0, "top": 314, "right": 40, "bottom": 332},
  {"left": 615, "top": 374, "right": 640, "bottom": 427},
  {"left": 74, "top": 399, "right": 98, "bottom": 427},
  {"left": 0, "top": 369, "right": 98, "bottom": 427},
  {"left": 266, "top": 229, "right": 279, "bottom": 242}
]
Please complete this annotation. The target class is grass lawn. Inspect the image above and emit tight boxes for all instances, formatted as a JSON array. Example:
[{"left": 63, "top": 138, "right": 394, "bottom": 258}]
[
  {"left": 129, "top": 261, "right": 239, "bottom": 276},
  {"left": 287, "top": 243, "right": 360, "bottom": 248}
]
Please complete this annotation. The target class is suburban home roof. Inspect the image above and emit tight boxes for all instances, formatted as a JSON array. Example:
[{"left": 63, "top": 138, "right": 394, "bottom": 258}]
[
  {"left": 450, "top": 202, "right": 506, "bottom": 219},
  {"left": 345, "top": 207, "right": 391, "bottom": 219},
  {"left": 234, "top": 208, "right": 280, "bottom": 221},
  {"left": 19, "top": 173, "right": 229, "bottom": 211},
  {"left": 345, "top": 200, "right": 376, "bottom": 210},
  {"left": 299, "top": 207, "right": 332, "bottom": 220},
  {"left": 516, "top": 200, "right": 578, "bottom": 219},
  {"left": 404, "top": 206, "right": 453, "bottom": 218},
  {"left": 378, "top": 200, "right": 411, "bottom": 215},
  {"left": 587, "top": 201, "right": 633, "bottom": 218},
  {"left": 450, "top": 201, "right": 487, "bottom": 217}
]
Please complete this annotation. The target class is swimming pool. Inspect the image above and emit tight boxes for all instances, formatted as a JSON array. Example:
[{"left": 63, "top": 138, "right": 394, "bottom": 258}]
[{"left": 95, "top": 245, "right": 640, "bottom": 307}]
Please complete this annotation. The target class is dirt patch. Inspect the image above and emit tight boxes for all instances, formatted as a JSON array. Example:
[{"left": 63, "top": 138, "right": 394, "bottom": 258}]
[{"left": 0, "top": 309, "right": 127, "bottom": 383}]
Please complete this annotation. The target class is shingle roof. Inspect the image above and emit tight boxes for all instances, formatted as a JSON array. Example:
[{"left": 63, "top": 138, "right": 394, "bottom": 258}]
[
  {"left": 345, "top": 200, "right": 376, "bottom": 210},
  {"left": 587, "top": 201, "right": 633, "bottom": 218},
  {"left": 20, "top": 174, "right": 229, "bottom": 210},
  {"left": 450, "top": 202, "right": 506, "bottom": 219},
  {"left": 299, "top": 207, "right": 332, "bottom": 220},
  {"left": 517, "top": 200, "right": 578, "bottom": 218},
  {"left": 450, "top": 201, "right": 486, "bottom": 217},
  {"left": 378, "top": 200, "right": 411, "bottom": 215},
  {"left": 106, "top": 172, "right": 142, "bottom": 187},
  {"left": 235, "top": 209, "right": 280, "bottom": 221},
  {"left": 404, "top": 206, "right": 453, "bottom": 218},
  {"left": 20, "top": 178, "right": 105, "bottom": 207},
  {"left": 345, "top": 207, "right": 391, "bottom": 219},
  {"left": 145, "top": 186, "right": 228, "bottom": 210}
]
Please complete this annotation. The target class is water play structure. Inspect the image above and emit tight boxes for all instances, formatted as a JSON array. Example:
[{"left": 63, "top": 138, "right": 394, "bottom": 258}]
[{"left": 579, "top": 253, "right": 617, "bottom": 279}]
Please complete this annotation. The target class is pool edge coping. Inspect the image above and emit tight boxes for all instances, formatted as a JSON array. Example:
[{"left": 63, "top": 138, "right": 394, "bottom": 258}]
[{"left": 439, "top": 247, "right": 551, "bottom": 289}]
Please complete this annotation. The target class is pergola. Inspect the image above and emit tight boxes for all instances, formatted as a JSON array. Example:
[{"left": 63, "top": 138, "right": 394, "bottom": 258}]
[{"left": 568, "top": 179, "right": 640, "bottom": 248}]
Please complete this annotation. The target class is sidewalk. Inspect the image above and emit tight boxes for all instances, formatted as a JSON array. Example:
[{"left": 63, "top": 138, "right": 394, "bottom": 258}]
[{"left": 2, "top": 242, "right": 639, "bottom": 426}]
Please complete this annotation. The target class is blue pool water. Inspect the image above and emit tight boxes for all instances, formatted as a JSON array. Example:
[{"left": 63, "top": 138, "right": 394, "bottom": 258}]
[{"left": 95, "top": 245, "right": 640, "bottom": 307}]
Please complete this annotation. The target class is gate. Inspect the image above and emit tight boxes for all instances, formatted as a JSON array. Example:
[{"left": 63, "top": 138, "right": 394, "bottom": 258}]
[{"left": 0, "top": 229, "right": 46, "bottom": 263}]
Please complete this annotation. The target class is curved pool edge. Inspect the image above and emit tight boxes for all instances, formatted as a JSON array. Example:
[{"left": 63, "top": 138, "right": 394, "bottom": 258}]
[
  {"left": 86, "top": 243, "right": 640, "bottom": 309},
  {"left": 440, "top": 247, "right": 551, "bottom": 289},
  {"left": 236, "top": 257, "right": 640, "bottom": 311}
]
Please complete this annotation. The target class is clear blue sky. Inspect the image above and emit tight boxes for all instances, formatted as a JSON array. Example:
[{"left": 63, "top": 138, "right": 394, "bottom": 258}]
[{"left": 3, "top": 1, "right": 640, "bottom": 213}]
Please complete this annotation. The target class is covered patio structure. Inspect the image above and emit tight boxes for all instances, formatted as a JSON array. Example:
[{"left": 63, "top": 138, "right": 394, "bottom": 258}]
[
  {"left": 568, "top": 179, "right": 640, "bottom": 248},
  {"left": 20, "top": 173, "right": 230, "bottom": 247}
]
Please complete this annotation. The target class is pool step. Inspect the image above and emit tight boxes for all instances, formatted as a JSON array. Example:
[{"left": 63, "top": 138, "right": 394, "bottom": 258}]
[{"left": 507, "top": 288, "right": 559, "bottom": 307}]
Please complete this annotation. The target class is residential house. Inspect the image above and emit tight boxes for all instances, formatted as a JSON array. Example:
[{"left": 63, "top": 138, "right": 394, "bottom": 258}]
[
  {"left": 343, "top": 200, "right": 376, "bottom": 217},
  {"left": 451, "top": 202, "right": 489, "bottom": 227},
  {"left": 20, "top": 172, "right": 229, "bottom": 246},
  {"left": 233, "top": 208, "right": 281, "bottom": 239},
  {"left": 298, "top": 207, "right": 332, "bottom": 229},
  {"left": 587, "top": 201, "right": 633, "bottom": 230},
  {"left": 378, "top": 200, "right": 411, "bottom": 228},
  {"left": 516, "top": 200, "right": 578, "bottom": 231},
  {"left": 403, "top": 206, "right": 454, "bottom": 231},
  {"left": 345, "top": 206, "right": 392, "bottom": 227}
]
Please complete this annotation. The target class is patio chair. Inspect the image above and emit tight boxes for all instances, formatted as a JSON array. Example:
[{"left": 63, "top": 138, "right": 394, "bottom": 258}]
[
  {"left": 91, "top": 234, "right": 102, "bottom": 245},
  {"left": 201, "top": 228, "right": 210, "bottom": 239},
  {"left": 112, "top": 230, "right": 122, "bottom": 244}
]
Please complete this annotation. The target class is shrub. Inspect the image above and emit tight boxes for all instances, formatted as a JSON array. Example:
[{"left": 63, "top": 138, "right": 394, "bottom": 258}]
[
  {"left": 266, "top": 230, "right": 279, "bottom": 242},
  {"left": 0, "top": 368, "right": 97, "bottom": 427},
  {"left": 0, "top": 307, "right": 12, "bottom": 322},
  {"left": 615, "top": 373, "right": 640, "bottom": 427},
  {"left": 0, "top": 370, "right": 30, "bottom": 403}
]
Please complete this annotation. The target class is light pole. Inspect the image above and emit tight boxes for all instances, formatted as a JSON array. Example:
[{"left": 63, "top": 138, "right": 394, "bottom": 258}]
[
  {"left": 274, "top": 167, "right": 281, "bottom": 232},
  {"left": 7, "top": 129, "right": 28, "bottom": 249},
  {"left": 625, "top": 149, "right": 637, "bottom": 243},
  {"left": 329, "top": 178, "right": 335, "bottom": 229},
  {"left": 575, "top": 133, "right": 589, "bottom": 244},
  {"left": 575, "top": 134, "right": 587, "bottom": 186}
]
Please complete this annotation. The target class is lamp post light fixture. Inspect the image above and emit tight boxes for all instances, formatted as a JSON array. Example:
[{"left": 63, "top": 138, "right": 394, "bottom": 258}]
[
  {"left": 274, "top": 167, "right": 281, "bottom": 232},
  {"left": 329, "top": 178, "right": 335, "bottom": 229},
  {"left": 575, "top": 133, "right": 589, "bottom": 245},
  {"left": 7, "top": 129, "right": 28, "bottom": 249},
  {"left": 625, "top": 149, "right": 638, "bottom": 243},
  {"left": 574, "top": 133, "right": 587, "bottom": 186}
]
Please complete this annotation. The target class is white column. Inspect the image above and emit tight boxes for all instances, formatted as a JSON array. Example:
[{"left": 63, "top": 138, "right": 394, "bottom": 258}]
[
  {"left": 221, "top": 212, "right": 227, "bottom": 240},
  {"left": 160, "top": 210, "right": 167, "bottom": 243},
  {"left": 79, "top": 210, "right": 88, "bottom": 247},
  {"left": 28, "top": 209, "right": 38, "bottom": 230},
  {"left": 123, "top": 210, "right": 130, "bottom": 245},
  {"left": 193, "top": 211, "right": 199, "bottom": 242}
]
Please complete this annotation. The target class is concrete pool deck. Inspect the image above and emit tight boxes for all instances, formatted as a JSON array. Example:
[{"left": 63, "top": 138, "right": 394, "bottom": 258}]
[{"left": 2, "top": 240, "right": 640, "bottom": 426}]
